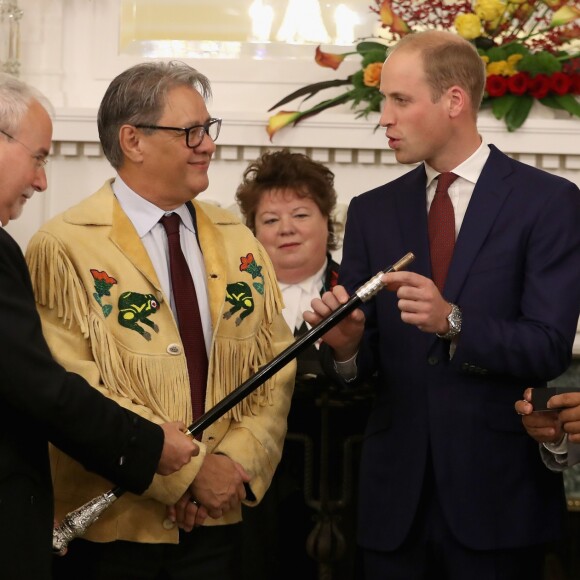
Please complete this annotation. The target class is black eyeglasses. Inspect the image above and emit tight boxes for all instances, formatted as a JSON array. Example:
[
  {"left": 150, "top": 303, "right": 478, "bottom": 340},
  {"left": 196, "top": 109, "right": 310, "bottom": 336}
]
[
  {"left": 0, "top": 128, "right": 48, "bottom": 169},
  {"left": 134, "top": 118, "right": 222, "bottom": 149}
]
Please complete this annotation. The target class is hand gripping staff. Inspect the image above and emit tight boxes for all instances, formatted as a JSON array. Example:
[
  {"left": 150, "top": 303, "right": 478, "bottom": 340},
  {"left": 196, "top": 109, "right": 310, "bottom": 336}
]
[{"left": 52, "top": 252, "right": 415, "bottom": 553}]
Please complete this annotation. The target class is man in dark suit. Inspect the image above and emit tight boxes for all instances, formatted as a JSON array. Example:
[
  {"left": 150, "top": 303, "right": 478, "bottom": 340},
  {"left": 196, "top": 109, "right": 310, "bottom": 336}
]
[
  {"left": 0, "top": 73, "right": 198, "bottom": 579},
  {"left": 305, "top": 30, "right": 580, "bottom": 579}
]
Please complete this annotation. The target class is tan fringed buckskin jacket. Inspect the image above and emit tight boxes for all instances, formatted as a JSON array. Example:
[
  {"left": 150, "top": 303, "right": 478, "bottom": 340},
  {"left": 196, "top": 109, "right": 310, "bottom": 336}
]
[{"left": 25, "top": 180, "right": 295, "bottom": 544}]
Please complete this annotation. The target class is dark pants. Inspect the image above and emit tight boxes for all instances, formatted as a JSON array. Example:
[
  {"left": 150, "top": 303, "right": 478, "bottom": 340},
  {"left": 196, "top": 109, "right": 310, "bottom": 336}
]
[
  {"left": 363, "top": 459, "right": 546, "bottom": 580},
  {"left": 53, "top": 524, "right": 241, "bottom": 580}
]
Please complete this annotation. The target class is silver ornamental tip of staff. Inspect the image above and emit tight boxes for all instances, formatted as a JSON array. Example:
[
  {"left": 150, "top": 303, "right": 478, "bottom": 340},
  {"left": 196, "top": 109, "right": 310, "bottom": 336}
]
[{"left": 52, "top": 490, "right": 119, "bottom": 554}]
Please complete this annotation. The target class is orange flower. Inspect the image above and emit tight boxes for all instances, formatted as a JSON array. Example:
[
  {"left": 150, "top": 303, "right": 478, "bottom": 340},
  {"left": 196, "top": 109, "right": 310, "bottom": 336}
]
[
  {"left": 377, "top": 0, "right": 410, "bottom": 36},
  {"left": 315, "top": 46, "right": 347, "bottom": 70},
  {"left": 363, "top": 62, "right": 383, "bottom": 87},
  {"left": 90, "top": 269, "right": 117, "bottom": 285},
  {"left": 266, "top": 111, "right": 302, "bottom": 140}
]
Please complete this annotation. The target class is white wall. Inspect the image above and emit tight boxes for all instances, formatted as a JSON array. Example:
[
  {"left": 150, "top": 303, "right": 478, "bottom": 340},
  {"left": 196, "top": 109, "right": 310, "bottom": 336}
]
[{"left": 8, "top": 0, "right": 580, "bottom": 352}]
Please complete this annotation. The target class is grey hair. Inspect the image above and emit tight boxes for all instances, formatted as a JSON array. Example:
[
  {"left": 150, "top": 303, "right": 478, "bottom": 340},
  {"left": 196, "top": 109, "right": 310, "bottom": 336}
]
[
  {"left": 97, "top": 61, "right": 212, "bottom": 169},
  {"left": 0, "top": 73, "right": 53, "bottom": 135}
]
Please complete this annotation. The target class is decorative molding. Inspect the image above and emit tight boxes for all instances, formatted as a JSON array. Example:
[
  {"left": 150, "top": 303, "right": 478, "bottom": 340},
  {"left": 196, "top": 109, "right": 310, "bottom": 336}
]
[{"left": 52, "top": 108, "right": 580, "bottom": 168}]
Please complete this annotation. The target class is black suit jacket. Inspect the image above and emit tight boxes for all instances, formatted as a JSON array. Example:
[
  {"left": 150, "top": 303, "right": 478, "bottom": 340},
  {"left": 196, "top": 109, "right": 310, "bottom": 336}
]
[
  {"left": 338, "top": 145, "right": 580, "bottom": 552},
  {"left": 0, "top": 228, "right": 164, "bottom": 578}
]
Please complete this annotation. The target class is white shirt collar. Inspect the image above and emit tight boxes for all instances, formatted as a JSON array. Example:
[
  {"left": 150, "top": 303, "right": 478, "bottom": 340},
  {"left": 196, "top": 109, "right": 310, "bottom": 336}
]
[
  {"left": 111, "top": 176, "right": 196, "bottom": 237},
  {"left": 424, "top": 139, "right": 491, "bottom": 189},
  {"left": 278, "top": 259, "right": 328, "bottom": 331}
]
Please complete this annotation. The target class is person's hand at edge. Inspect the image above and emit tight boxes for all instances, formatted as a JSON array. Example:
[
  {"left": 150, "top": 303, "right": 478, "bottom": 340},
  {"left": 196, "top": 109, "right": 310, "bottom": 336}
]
[
  {"left": 157, "top": 421, "right": 199, "bottom": 475},
  {"left": 515, "top": 388, "right": 564, "bottom": 444}
]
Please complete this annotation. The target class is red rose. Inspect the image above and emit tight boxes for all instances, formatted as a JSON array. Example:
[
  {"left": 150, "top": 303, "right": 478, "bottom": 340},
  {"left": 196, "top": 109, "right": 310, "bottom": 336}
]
[
  {"left": 562, "top": 57, "right": 580, "bottom": 75},
  {"left": 569, "top": 73, "right": 580, "bottom": 95},
  {"left": 507, "top": 73, "right": 530, "bottom": 96},
  {"left": 529, "top": 74, "right": 551, "bottom": 99},
  {"left": 486, "top": 75, "right": 508, "bottom": 97},
  {"left": 549, "top": 72, "right": 573, "bottom": 96}
]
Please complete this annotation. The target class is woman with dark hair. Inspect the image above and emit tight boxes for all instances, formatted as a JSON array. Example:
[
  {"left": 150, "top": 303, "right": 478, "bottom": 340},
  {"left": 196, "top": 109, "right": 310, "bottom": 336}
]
[
  {"left": 236, "top": 148, "right": 341, "bottom": 348},
  {"left": 236, "top": 149, "right": 370, "bottom": 580}
]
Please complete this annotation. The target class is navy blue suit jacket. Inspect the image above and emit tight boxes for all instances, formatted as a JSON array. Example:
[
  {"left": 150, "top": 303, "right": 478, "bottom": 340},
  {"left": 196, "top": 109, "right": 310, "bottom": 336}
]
[
  {"left": 0, "top": 228, "right": 164, "bottom": 578},
  {"left": 339, "top": 145, "right": 580, "bottom": 552}
]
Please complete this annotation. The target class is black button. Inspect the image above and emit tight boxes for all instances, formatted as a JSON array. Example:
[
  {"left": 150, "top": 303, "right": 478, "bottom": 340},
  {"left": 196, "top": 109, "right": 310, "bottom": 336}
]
[{"left": 428, "top": 356, "right": 439, "bottom": 366}]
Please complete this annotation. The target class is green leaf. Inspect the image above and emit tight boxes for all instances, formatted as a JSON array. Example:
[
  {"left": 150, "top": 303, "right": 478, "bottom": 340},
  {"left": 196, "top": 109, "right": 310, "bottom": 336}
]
[
  {"left": 551, "top": 94, "right": 580, "bottom": 117},
  {"left": 268, "top": 78, "right": 352, "bottom": 111},
  {"left": 362, "top": 50, "right": 388, "bottom": 67},
  {"left": 491, "top": 94, "right": 517, "bottom": 120},
  {"left": 293, "top": 92, "right": 354, "bottom": 125},
  {"left": 356, "top": 41, "right": 389, "bottom": 55},
  {"left": 485, "top": 46, "right": 509, "bottom": 62},
  {"left": 350, "top": 70, "right": 366, "bottom": 89},
  {"left": 504, "top": 95, "right": 534, "bottom": 131},
  {"left": 539, "top": 95, "right": 566, "bottom": 110},
  {"left": 518, "top": 51, "right": 562, "bottom": 75}
]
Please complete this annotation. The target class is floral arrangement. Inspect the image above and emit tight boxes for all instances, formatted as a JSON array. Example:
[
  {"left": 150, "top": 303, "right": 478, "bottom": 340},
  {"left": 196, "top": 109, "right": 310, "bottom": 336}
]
[{"left": 267, "top": 0, "right": 580, "bottom": 139}]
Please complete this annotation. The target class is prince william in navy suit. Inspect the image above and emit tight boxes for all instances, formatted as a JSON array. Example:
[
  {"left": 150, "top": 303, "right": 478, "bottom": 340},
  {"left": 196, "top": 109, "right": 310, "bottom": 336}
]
[{"left": 306, "top": 30, "right": 580, "bottom": 580}]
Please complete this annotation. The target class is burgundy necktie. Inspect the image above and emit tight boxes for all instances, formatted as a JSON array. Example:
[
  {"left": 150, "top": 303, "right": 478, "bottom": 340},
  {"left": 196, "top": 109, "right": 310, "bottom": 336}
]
[
  {"left": 428, "top": 172, "right": 459, "bottom": 292},
  {"left": 160, "top": 213, "right": 208, "bottom": 422}
]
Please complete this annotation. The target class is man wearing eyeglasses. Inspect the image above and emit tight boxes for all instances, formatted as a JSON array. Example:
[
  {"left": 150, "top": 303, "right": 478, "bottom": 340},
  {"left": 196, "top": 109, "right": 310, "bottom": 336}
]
[
  {"left": 25, "top": 62, "right": 295, "bottom": 579},
  {"left": 0, "top": 73, "right": 202, "bottom": 579}
]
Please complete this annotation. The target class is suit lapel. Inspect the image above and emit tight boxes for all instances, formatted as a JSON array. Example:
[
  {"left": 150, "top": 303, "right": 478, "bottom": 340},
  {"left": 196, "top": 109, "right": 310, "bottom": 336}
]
[
  {"left": 396, "top": 165, "right": 431, "bottom": 278},
  {"left": 109, "top": 198, "right": 162, "bottom": 291},
  {"left": 191, "top": 202, "right": 228, "bottom": 331},
  {"left": 444, "top": 146, "right": 514, "bottom": 302}
]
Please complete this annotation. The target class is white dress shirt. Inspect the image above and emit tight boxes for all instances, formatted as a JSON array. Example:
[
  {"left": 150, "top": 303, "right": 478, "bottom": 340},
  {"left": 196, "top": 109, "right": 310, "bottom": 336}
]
[
  {"left": 425, "top": 140, "right": 491, "bottom": 238},
  {"left": 278, "top": 260, "right": 327, "bottom": 334}
]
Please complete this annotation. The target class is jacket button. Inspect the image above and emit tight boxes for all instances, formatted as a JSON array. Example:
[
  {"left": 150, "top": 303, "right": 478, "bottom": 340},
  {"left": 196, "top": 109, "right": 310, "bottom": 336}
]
[
  {"left": 118, "top": 456, "right": 126, "bottom": 466},
  {"left": 167, "top": 343, "right": 181, "bottom": 355},
  {"left": 427, "top": 356, "right": 439, "bottom": 366},
  {"left": 162, "top": 518, "right": 175, "bottom": 530}
]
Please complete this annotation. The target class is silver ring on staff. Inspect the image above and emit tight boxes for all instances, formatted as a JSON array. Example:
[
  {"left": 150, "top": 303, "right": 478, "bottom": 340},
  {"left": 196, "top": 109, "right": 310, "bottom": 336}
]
[{"left": 190, "top": 497, "right": 200, "bottom": 507}]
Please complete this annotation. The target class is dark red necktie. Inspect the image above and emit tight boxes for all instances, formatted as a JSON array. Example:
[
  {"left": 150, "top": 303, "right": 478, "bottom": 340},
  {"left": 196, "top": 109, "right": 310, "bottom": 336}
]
[
  {"left": 160, "top": 213, "right": 208, "bottom": 422},
  {"left": 428, "top": 172, "right": 459, "bottom": 292}
]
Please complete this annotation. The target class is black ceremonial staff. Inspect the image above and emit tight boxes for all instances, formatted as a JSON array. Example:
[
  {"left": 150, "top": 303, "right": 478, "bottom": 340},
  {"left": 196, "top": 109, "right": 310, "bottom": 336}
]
[{"left": 53, "top": 252, "right": 415, "bottom": 553}]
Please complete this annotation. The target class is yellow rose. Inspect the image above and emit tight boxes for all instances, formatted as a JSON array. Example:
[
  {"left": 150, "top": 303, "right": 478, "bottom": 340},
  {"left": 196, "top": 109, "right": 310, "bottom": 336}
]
[
  {"left": 475, "top": 0, "right": 506, "bottom": 22},
  {"left": 486, "top": 60, "right": 509, "bottom": 75},
  {"left": 363, "top": 62, "right": 383, "bottom": 87},
  {"left": 504, "top": 53, "right": 523, "bottom": 75},
  {"left": 454, "top": 13, "right": 483, "bottom": 39}
]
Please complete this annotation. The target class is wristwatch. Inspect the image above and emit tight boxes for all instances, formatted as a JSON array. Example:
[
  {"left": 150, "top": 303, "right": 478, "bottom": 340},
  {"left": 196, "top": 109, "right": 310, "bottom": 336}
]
[{"left": 436, "top": 303, "right": 462, "bottom": 340}]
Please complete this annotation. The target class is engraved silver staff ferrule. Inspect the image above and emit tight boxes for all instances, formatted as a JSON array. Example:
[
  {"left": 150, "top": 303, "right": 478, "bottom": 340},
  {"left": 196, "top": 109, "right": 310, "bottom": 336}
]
[
  {"left": 52, "top": 490, "right": 119, "bottom": 554},
  {"left": 354, "top": 252, "right": 415, "bottom": 302},
  {"left": 355, "top": 271, "right": 385, "bottom": 302}
]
